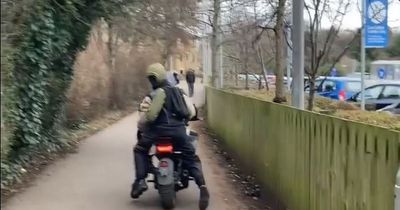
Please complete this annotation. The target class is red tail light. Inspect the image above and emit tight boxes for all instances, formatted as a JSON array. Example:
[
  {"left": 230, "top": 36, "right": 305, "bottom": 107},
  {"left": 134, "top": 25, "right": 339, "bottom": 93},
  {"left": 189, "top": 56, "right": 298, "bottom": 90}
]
[
  {"left": 156, "top": 144, "right": 173, "bottom": 154},
  {"left": 339, "top": 90, "right": 346, "bottom": 101}
]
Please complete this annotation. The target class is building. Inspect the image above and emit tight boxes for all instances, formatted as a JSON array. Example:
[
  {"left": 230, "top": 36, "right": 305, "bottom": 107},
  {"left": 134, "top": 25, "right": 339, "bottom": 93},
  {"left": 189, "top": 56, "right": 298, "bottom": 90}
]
[
  {"left": 370, "top": 60, "right": 400, "bottom": 80},
  {"left": 168, "top": 38, "right": 201, "bottom": 74}
]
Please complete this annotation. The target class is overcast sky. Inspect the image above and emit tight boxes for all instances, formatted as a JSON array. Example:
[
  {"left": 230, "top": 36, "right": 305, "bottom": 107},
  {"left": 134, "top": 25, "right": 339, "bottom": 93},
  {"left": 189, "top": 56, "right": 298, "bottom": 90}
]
[
  {"left": 320, "top": 0, "right": 400, "bottom": 30},
  {"left": 211, "top": 0, "right": 400, "bottom": 33}
]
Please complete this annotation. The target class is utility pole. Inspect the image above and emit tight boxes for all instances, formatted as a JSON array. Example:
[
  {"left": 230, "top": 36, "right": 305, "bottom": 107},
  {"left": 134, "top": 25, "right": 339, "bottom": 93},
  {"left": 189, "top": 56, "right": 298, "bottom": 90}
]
[
  {"left": 360, "top": 0, "right": 366, "bottom": 110},
  {"left": 291, "top": 0, "right": 305, "bottom": 109}
]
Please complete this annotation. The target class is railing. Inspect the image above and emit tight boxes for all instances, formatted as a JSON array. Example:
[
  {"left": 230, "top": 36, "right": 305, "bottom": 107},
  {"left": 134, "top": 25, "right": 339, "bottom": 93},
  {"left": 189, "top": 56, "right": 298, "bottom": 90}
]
[{"left": 206, "top": 87, "right": 400, "bottom": 210}]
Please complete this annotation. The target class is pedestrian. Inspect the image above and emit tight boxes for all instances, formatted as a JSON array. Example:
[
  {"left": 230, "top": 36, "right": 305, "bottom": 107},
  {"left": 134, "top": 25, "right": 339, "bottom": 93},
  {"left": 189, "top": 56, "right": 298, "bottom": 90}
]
[
  {"left": 173, "top": 72, "right": 180, "bottom": 85},
  {"left": 166, "top": 70, "right": 178, "bottom": 86},
  {"left": 186, "top": 69, "right": 196, "bottom": 97}
]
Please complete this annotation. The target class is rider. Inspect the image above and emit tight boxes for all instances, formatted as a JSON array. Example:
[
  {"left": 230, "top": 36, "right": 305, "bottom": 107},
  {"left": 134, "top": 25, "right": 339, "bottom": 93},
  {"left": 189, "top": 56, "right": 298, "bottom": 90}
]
[{"left": 131, "top": 63, "right": 210, "bottom": 210}]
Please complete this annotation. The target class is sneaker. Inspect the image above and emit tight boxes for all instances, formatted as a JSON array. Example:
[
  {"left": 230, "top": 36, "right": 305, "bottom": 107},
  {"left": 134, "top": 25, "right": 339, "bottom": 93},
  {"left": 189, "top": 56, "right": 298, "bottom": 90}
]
[
  {"left": 130, "top": 179, "right": 148, "bottom": 199},
  {"left": 199, "top": 186, "right": 210, "bottom": 210}
]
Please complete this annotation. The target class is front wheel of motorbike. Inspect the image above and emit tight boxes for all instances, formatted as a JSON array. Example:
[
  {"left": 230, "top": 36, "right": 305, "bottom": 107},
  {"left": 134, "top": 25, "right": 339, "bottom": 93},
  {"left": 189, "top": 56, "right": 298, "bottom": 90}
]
[{"left": 158, "top": 184, "right": 176, "bottom": 209}]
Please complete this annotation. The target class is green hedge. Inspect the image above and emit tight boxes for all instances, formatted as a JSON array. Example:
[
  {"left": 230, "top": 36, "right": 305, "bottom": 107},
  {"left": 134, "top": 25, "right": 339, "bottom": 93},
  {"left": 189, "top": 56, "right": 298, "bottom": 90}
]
[{"left": 207, "top": 87, "right": 400, "bottom": 210}]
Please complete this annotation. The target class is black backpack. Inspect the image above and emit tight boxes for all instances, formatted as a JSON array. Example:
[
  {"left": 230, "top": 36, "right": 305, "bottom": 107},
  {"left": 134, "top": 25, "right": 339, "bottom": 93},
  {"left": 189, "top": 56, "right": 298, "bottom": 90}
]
[{"left": 162, "top": 86, "right": 190, "bottom": 121}]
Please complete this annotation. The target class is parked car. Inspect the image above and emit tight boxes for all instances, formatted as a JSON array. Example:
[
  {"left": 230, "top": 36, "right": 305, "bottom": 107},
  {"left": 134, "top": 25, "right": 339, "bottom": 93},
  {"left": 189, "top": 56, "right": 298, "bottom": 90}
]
[
  {"left": 305, "top": 77, "right": 366, "bottom": 101},
  {"left": 266, "top": 75, "right": 276, "bottom": 85},
  {"left": 284, "top": 76, "right": 292, "bottom": 85},
  {"left": 347, "top": 83, "right": 400, "bottom": 110},
  {"left": 377, "top": 102, "right": 400, "bottom": 116},
  {"left": 346, "top": 72, "right": 371, "bottom": 79}
]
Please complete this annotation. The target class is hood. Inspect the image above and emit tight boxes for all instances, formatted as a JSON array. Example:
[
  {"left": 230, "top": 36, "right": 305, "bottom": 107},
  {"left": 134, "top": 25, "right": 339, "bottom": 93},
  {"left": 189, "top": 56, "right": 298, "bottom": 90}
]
[{"left": 146, "top": 63, "right": 167, "bottom": 84}]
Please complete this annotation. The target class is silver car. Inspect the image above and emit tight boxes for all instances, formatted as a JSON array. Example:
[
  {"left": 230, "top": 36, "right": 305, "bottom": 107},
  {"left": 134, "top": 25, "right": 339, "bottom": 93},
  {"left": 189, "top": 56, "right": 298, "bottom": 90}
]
[{"left": 377, "top": 102, "right": 400, "bottom": 116}]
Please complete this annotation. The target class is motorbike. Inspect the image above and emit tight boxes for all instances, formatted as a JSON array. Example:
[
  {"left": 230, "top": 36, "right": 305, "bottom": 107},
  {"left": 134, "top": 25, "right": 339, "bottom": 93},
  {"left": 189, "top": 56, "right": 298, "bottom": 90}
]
[{"left": 147, "top": 130, "right": 198, "bottom": 209}]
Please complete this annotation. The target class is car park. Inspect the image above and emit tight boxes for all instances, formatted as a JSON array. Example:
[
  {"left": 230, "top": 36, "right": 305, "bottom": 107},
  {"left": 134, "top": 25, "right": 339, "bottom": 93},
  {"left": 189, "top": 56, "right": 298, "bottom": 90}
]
[
  {"left": 305, "top": 77, "right": 365, "bottom": 101},
  {"left": 347, "top": 83, "right": 400, "bottom": 110},
  {"left": 377, "top": 102, "right": 400, "bottom": 116}
]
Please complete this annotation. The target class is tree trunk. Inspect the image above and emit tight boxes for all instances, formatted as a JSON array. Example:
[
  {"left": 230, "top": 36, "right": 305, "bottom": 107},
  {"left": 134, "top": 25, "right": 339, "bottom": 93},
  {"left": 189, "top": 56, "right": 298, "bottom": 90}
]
[
  {"left": 106, "top": 21, "right": 119, "bottom": 110},
  {"left": 245, "top": 71, "right": 249, "bottom": 90},
  {"left": 235, "top": 64, "right": 238, "bottom": 87},
  {"left": 257, "top": 46, "right": 269, "bottom": 91},
  {"left": 162, "top": 39, "right": 174, "bottom": 69},
  {"left": 261, "top": 69, "right": 268, "bottom": 90},
  {"left": 307, "top": 78, "right": 316, "bottom": 111},
  {"left": 211, "top": 0, "right": 220, "bottom": 87},
  {"left": 273, "top": 0, "right": 287, "bottom": 103}
]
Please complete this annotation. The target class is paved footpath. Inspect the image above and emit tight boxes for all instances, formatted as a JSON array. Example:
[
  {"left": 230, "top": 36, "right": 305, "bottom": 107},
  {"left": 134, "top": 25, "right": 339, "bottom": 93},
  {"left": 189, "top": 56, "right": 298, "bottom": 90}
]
[{"left": 3, "top": 81, "right": 254, "bottom": 210}]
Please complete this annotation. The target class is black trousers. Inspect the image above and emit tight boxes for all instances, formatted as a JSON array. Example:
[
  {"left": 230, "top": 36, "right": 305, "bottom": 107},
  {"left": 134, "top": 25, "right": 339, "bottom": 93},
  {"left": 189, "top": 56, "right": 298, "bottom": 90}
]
[
  {"left": 134, "top": 126, "right": 206, "bottom": 187},
  {"left": 188, "top": 82, "right": 194, "bottom": 97}
]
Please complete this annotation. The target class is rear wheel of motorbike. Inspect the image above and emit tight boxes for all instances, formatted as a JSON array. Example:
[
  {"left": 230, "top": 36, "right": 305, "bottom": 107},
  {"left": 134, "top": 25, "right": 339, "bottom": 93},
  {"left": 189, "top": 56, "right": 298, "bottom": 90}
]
[{"left": 158, "top": 184, "right": 176, "bottom": 209}]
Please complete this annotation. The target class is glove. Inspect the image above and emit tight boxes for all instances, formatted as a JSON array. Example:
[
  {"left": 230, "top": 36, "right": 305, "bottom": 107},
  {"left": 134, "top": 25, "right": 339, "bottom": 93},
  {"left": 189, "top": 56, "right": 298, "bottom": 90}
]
[
  {"left": 138, "top": 112, "right": 147, "bottom": 131},
  {"left": 139, "top": 96, "right": 152, "bottom": 112}
]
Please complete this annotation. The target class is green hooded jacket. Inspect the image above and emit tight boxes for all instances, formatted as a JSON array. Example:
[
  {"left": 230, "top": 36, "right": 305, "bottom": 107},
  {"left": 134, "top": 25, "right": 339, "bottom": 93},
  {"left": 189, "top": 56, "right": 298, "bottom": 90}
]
[{"left": 145, "top": 63, "right": 167, "bottom": 122}]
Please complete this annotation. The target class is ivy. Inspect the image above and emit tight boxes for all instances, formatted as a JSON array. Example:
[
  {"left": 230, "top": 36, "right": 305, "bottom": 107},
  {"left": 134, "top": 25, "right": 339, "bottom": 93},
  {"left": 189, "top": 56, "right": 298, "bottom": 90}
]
[{"left": 2, "top": 0, "right": 135, "bottom": 189}]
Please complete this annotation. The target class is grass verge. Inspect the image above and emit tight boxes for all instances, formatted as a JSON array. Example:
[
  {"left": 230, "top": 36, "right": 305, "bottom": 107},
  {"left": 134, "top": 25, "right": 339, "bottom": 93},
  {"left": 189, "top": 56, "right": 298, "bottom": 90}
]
[{"left": 227, "top": 89, "right": 400, "bottom": 131}]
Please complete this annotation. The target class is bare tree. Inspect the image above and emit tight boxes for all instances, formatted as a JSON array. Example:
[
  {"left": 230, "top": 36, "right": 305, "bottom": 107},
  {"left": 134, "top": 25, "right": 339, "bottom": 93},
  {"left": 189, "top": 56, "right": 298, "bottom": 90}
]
[
  {"left": 304, "top": 0, "right": 354, "bottom": 110},
  {"left": 219, "top": 0, "right": 276, "bottom": 90},
  {"left": 111, "top": 0, "right": 198, "bottom": 61},
  {"left": 98, "top": 0, "right": 199, "bottom": 108},
  {"left": 106, "top": 20, "right": 120, "bottom": 109},
  {"left": 211, "top": 0, "right": 222, "bottom": 87},
  {"left": 272, "top": 0, "right": 287, "bottom": 103},
  {"left": 255, "top": 46, "right": 273, "bottom": 90},
  {"left": 251, "top": 0, "right": 288, "bottom": 101}
]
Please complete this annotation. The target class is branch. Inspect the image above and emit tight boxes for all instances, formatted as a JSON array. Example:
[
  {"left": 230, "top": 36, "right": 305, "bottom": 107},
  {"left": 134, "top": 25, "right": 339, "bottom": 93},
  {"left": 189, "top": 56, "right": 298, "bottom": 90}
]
[
  {"left": 251, "top": 28, "right": 266, "bottom": 48},
  {"left": 208, "top": 15, "right": 214, "bottom": 28},
  {"left": 258, "top": 25, "right": 276, "bottom": 32},
  {"left": 320, "top": 0, "right": 350, "bottom": 64},
  {"left": 327, "top": 31, "right": 359, "bottom": 73},
  {"left": 197, "top": 18, "right": 213, "bottom": 27},
  {"left": 316, "top": 30, "right": 359, "bottom": 89},
  {"left": 52, "top": 0, "right": 91, "bottom": 27},
  {"left": 224, "top": 54, "right": 242, "bottom": 62},
  {"left": 283, "top": 28, "right": 293, "bottom": 50}
]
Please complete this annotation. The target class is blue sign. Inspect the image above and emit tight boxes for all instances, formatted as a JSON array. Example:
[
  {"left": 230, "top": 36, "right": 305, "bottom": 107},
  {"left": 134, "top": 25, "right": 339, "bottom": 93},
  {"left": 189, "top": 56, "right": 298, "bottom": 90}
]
[
  {"left": 330, "top": 68, "right": 337, "bottom": 77},
  {"left": 378, "top": 68, "right": 386, "bottom": 79},
  {"left": 365, "top": 0, "right": 389, "bottom": 48}
]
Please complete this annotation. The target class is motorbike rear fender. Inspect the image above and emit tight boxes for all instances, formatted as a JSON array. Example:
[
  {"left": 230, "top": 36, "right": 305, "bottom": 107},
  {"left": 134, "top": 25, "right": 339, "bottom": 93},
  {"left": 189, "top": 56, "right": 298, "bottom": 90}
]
[{"left": 157, "top": 158, "right": 175, "bottom": 186}]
